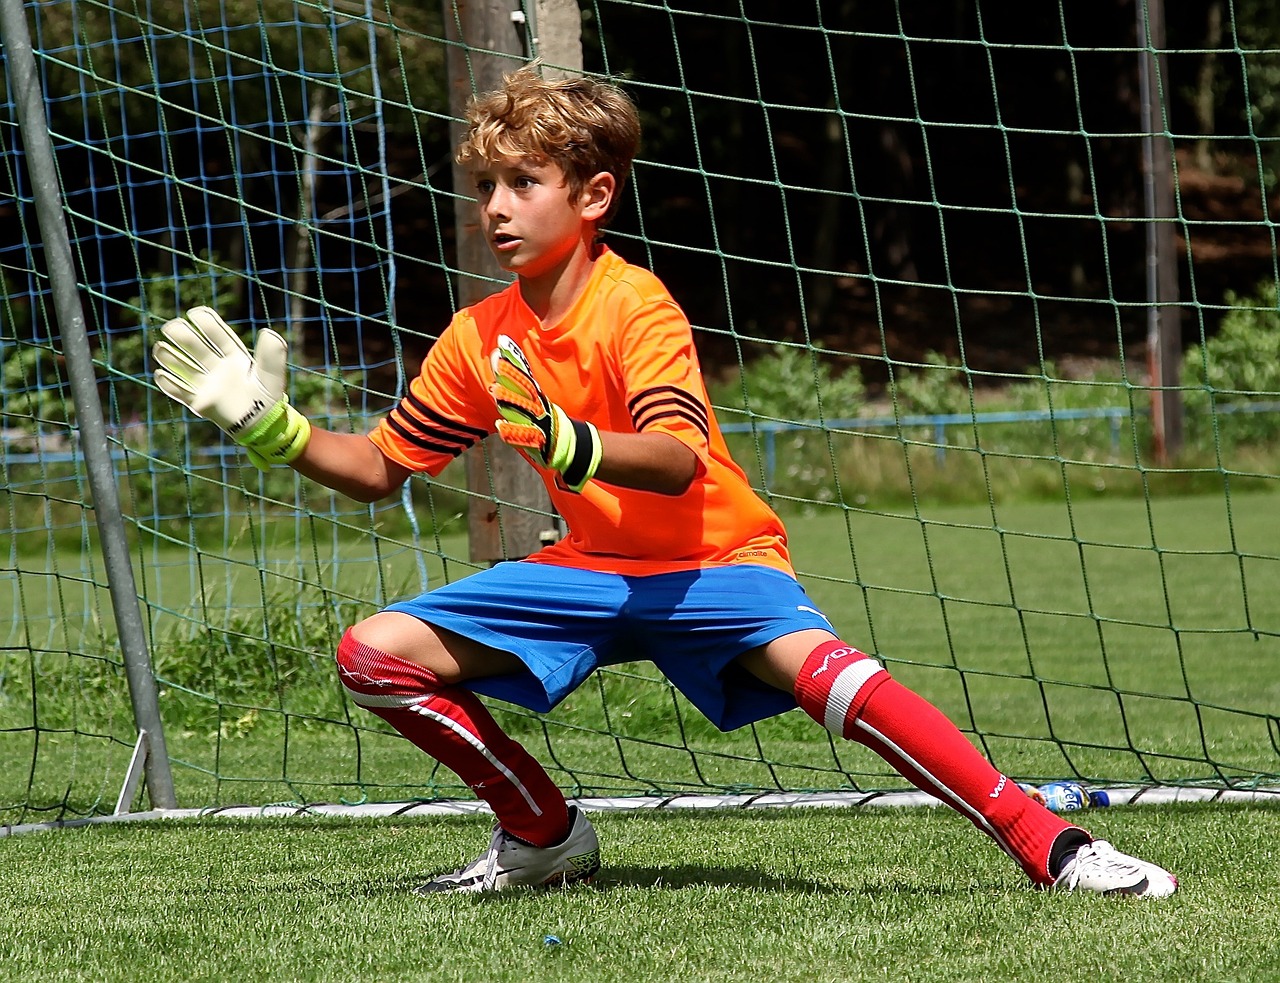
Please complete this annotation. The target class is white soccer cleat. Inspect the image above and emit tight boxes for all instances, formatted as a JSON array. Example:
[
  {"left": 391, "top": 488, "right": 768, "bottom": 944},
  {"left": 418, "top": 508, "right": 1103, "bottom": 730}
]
[
  {"left": 415, "top": 805, "right": 601, "bottom": 894},
  {"left": 1053, "top": 839, "right": 1178, "bottom": 898}
]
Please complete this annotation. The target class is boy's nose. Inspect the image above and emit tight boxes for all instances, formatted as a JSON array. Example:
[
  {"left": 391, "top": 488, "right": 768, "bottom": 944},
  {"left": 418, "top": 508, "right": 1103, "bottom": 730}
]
[{"left": 484, "top": 188, "right": 512, "bottom": 219}]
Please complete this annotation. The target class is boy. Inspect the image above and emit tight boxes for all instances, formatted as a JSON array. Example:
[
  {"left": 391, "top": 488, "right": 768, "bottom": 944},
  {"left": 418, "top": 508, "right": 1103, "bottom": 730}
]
[{"left": 152, "top": 66, "right": 1176, "bottom": 897}]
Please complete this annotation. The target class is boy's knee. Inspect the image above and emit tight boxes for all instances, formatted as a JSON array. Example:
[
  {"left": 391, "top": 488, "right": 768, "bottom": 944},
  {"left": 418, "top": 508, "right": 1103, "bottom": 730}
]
[
  {"left": 344, "top": 610, "right": 428, "bottom": 658},
  {"left": 335, "top": 626, "right": 443, "bottom": 708}
]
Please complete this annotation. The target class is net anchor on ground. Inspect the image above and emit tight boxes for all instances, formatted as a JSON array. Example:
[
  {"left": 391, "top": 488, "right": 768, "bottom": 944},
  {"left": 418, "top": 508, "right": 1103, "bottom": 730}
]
[{"left": 114, "top": 731, "right": 152, "bottom": 816}]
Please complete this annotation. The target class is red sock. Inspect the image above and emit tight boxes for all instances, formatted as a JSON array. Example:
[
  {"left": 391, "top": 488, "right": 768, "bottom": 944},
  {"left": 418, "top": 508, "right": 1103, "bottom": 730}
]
[
  {"left": 335, "top": 628, "right": 569, "bottom": 846},
  {"left": 793, "top": 640, "right": 1085, "bottom": 885}
]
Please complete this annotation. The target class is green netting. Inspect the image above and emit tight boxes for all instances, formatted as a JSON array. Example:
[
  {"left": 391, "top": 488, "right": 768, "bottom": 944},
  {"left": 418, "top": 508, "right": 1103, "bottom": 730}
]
[{"left": 2, "top": 1, "right": 1278, "bottom": 826}]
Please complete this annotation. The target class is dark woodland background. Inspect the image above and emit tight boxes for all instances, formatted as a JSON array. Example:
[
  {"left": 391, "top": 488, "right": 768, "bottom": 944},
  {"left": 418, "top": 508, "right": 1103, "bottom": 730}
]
[{"left": 2, "top": 0, "right": 1278, "bottom": 390}]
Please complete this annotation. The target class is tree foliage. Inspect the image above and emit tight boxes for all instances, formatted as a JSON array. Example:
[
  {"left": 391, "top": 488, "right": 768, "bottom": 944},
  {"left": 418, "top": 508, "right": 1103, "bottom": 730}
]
[{"left": 3, "top": 1, "right": 1279, "bottom": 375}]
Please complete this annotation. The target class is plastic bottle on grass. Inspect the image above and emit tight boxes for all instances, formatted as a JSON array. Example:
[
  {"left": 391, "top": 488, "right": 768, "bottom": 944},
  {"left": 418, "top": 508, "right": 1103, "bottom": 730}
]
[{"left": 1036, "top": 781, "right": 1110, "bottom": 812}]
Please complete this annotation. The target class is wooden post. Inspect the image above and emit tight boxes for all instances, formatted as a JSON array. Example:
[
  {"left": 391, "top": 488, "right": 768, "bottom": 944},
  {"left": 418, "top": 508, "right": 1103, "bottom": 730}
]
[
  {"left": 1136, "top": 0, "right": 1183, "bottom": 461},
  {"left": 441, "top": 1, "right": 583, "bottom": 562}
]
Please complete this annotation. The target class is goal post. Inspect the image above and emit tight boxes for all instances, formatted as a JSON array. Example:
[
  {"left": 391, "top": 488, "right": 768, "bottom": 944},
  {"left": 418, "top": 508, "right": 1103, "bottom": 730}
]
[
  {"left": 0, "top": 0, "right": 176, "bottom": 810},
  {"left": 2, "top": 1, "right": 1278, "bottom": 828}
]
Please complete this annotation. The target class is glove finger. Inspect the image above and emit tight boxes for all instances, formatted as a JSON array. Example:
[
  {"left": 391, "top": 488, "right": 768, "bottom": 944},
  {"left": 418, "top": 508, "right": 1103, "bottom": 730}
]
[
  {"left": 496, "top": 404, "right": 536, "bottom": 429},
  {"left": 496, "top": 419, "right": 547, "bottom": 451},
  {"left": 158, "top": 316, "right": 216, "bottom": 365},
  {"left": 492, "top": 358, "right": 540, "bottom": 402},
  {"left": 252, "top": 328, "right": 288, "bottom": 399},
  {"left": 186, "top": 306, "right": 251, "bottom": 360},
  {"left": 490, "top": 346, "right": 527, "bottom": 387},
  {"left": 154, "top": 367, "right": 198, "bottom": 408},
  {"left": 160, "top": 317, "right": 241, "bottom": 375},
  {"left": 494, "top": 334, "right": 535, "bottom": 376},
  {"left": 152, "top": 339, "right": 207, "bottom": 385},
  {"left": 488, "top": 379, "right": 543, "bottom": 420}
]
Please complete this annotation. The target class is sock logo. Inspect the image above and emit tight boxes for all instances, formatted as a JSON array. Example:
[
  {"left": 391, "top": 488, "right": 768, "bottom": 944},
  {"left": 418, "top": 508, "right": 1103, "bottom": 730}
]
[
  {"left": 810, "top": 646, "right": 860, "bottom": 679},
  {"left": 989, "top": 774, "right": 1007, "bottom": 798}
]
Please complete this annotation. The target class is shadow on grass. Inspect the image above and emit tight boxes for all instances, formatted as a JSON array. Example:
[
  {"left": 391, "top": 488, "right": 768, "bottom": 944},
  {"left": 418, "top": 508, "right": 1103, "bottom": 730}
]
[
  {"left": 386, "top": 865, "right": 992, "bottom": 898},
  {"left": 344, "top": 865, "right": 845, "bottom": 898},
  {"left": 592, "top": 863, "right": 844, "bottom": 894}
]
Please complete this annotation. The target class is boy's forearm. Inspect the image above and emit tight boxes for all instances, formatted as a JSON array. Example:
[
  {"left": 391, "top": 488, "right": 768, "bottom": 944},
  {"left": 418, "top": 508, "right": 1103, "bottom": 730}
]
[
  {"left": 290, "top": 428, "right": 411, "bottom": 502},
  {"left": 593, "top": 431, "right": 697, "bottom": 496}
]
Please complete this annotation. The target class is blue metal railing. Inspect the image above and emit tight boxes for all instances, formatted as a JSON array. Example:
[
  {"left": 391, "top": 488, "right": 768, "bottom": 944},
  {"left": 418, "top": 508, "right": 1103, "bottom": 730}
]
[
  {"left": 719, "top": 405, "right": 1138, "bottom": 480},
  {"left": 719, "top": 400, "right": 1280, "bottom": 483},
  {"left": 7, "top": 402, "right": 1280, "bottom": 480}
]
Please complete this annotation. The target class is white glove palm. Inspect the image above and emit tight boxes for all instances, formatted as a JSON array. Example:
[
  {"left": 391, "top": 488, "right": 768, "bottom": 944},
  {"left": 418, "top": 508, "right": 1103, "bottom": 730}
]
[{"left": 152, "top": 306, "right": 311, "bottom": 469}]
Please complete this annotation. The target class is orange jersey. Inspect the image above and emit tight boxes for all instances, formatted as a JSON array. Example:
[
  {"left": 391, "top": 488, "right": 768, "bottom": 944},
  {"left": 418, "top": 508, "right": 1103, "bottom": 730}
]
[{"left": 369, "top": 247, "right": 793, "bottom": 577}]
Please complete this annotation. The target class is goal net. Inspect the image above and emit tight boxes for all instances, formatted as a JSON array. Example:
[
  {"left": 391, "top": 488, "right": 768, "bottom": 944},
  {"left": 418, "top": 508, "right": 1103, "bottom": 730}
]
[{"left": 2, "top": 1, "right": 1278, "bottom": 827}]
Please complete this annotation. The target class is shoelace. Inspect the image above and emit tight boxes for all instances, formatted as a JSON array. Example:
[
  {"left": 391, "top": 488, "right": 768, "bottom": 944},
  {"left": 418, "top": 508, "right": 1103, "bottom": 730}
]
[
  {"left": 1057, "top": 842, "right": 1140, "bottom": 890},
  {"left": 477, "top": 826, "right": 513, "bottom": 892},
  {"left": 1056, "top": 845, "right": 1091, "bottom": 890}
]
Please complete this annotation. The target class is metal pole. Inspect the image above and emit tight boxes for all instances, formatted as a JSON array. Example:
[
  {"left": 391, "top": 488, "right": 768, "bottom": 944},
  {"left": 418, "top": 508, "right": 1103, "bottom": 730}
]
[{"left": 0, "top": 0, "right": 177, "bottom": 808}]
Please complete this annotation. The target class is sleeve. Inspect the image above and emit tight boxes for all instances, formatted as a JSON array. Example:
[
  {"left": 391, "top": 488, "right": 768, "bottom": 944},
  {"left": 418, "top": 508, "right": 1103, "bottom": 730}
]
[
  {"left": 367, "top": 315, "right": 494, "bottom": 475},
  {"left": 614, "top": 294, "right": 712, "bottom": 466}
]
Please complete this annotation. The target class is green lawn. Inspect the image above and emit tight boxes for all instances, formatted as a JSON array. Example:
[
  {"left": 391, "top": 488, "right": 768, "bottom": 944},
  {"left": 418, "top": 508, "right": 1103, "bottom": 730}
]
[
  {"left": 3, "top": 490, "right": 1279, "bottom": 822},
  {"left": 2, "top": 804, "right": 1277, "bottom": 982},
  {"left": 3, "top": 491, "right": 1279, "bottom": 980}
]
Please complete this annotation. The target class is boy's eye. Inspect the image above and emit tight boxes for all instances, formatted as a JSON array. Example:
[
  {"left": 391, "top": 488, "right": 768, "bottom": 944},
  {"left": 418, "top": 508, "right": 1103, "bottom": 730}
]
[{"left": 476, "top": 179, "right": 495, "bottom": 194}]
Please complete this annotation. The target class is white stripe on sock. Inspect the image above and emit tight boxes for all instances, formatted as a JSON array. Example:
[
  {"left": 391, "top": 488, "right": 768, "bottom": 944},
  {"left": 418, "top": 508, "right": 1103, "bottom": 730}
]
[
  {"left": 853, "top": 717, "right": 1014, "bottom": 861},
  {"left": 408, "top": 702, "right": 543, "bottom": 817},
  {"left": 823, "top": 659, "right": 886, "bottom": 734},
  {"left": 342, "top": 686, "right": 433, "bottom": 709},
  {"left": 340, "top": 680, "right": 542, "bottom": 818}
]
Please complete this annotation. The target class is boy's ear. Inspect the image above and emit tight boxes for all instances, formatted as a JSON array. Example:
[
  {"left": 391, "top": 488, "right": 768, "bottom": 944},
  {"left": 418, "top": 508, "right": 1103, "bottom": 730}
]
[{"left": 581, "top": 171, "right": 616, "bottom": 221}]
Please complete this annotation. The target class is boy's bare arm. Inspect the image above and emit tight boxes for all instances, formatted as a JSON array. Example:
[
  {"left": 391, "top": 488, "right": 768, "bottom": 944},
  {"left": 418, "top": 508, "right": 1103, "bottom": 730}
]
[
  {"left": 294, "top": 427, "right": 689, "bottom": 499},
  {"left": 291, "top": 428, "right": 413, "bottom": 502},
  {"left": 594, "top": 430, "right": 697, "bottom": 496}
]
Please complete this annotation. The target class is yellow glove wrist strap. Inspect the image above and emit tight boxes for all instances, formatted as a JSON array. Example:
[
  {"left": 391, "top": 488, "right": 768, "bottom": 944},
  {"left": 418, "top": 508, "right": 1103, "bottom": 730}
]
[{"left": 236, "top": 400, "right": 311, "bottom": 471}]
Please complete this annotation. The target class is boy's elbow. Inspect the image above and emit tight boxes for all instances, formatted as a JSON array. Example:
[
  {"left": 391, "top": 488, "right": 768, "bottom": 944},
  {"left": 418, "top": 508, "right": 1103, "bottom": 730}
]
[
  {"left": 348, "top": 448, "right": 413, "bottom": 502},
  {"left": 348, "top": 484, "right": 394, "bottom": 504},
  {"left": 368, "top": 462, "right": 413, "bottom": 502},
  {"left": 661, "top": 449, "right": 699, "bottom": 496}
]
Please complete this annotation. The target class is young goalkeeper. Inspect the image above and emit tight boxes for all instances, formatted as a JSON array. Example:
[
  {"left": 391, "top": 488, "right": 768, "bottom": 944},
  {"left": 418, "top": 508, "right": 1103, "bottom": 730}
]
[{"left": 152, "top": 65, "right": 1176, "bottom": 898}]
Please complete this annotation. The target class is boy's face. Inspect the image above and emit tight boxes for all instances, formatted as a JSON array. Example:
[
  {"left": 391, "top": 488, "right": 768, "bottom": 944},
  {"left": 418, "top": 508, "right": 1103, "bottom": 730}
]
[{"left": 471, "top": 156, "right": 603, "bottom": 281}]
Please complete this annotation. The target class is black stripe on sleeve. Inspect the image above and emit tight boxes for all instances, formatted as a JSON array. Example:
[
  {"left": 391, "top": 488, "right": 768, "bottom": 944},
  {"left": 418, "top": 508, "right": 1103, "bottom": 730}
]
[
  {"left": 628, "top": 386, "right": 709, "bottom": 438},
  {"left": 633, "top": 405, "right": 710, "bottom": 438},
  {"left": 402, "top": 393, "right": 489, "bottom": 441},
  {"left": 386, "top": 413, "right": 472, "bottom": 457},
  {"left": 386, "top": 393, "right": 486, "bottom": 457}
]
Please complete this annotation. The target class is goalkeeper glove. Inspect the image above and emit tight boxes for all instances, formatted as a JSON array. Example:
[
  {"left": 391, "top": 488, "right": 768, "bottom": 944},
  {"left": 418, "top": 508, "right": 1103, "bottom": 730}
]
[
  {"left": 152, "top": 306, "right": 311, "bottom": 471},
  {"left": 488, "top": 334, "right": 602, "bottom": 493}
]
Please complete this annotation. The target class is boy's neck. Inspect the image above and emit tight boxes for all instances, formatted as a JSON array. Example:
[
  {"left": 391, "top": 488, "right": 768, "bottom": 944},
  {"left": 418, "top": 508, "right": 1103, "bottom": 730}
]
[{"left": 517, "top": 241, "right": 605, "bottom": 325}]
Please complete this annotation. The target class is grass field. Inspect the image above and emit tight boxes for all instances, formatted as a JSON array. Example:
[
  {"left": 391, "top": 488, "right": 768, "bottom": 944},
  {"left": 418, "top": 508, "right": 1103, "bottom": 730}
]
[
  {"left": 2, "top": 804, "right": 1278, "bottom": 982},
  {"left": 3, "top": 490, "right": 1280, "bottom": 979},
  {"left": 4, "top": 490, "right": 1278, "bottom": 819}
]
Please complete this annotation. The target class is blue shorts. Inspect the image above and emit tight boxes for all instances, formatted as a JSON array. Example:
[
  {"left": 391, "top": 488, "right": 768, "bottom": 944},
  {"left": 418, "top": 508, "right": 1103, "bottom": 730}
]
[{"left": 384, "top": 563, "right": 834, "bottom": 731}]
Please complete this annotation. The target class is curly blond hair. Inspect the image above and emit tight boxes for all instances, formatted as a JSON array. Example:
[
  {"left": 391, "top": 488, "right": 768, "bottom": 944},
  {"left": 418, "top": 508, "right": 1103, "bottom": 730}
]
[{"left": 455, "top": 65, "right": 641, "bottom": 230}]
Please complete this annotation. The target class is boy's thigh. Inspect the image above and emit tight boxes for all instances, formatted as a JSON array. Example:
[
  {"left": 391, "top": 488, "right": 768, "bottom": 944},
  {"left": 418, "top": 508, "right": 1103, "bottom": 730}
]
[
  {"left": 384, "top": 562, "right": 629, "bottom": 712},
  {"left": 629, "top": 565, "right": 836, "bottom": 731}
]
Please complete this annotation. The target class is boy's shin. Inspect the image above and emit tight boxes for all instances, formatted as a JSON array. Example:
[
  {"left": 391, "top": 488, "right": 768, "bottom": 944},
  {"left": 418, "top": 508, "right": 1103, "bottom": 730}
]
[{"left": 335, "top": 628, "right": 569, "bottom": 846}]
